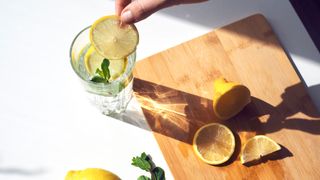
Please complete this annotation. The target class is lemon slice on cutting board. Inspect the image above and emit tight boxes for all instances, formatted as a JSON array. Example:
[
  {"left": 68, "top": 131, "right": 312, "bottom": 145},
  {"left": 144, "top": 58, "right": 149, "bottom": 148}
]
[
  {"left": 240, "top": 135, "right": 281, "bottom": 164},
  {"left": 90, "top": 15, "right": 139, "bottom": 59},
  {"left": 193, "top": 123, "right": 235, "bottom": 165},
  {"left": 84, "top": 46, "right": 127, "bottom": 81}
]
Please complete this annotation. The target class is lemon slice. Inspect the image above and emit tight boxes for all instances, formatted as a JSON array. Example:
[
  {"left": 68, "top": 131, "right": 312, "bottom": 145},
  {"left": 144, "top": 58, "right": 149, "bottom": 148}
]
[
  {"left": 240, "top": 135, "right": 281, "bottom": 164},
  {"left": 65, "top": 168, "right": 120, "bottom": 180},
  {"left": 213, "top": 78, "right": 251, "bottom": 120},
  {"left": 193, "top": 123, "right": 235, "bottom": 165},
  {"left": 84, "top": 46, "right": 127, "bottom": 81},
  {"left": 90, "top": 15, "right": 139, "bottom": 59}
]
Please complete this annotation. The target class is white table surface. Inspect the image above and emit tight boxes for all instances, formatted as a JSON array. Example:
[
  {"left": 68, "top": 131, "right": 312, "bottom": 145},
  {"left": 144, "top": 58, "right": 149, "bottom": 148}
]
[{"left": 0, "top": 0, "right": 319, "bottom": 179}]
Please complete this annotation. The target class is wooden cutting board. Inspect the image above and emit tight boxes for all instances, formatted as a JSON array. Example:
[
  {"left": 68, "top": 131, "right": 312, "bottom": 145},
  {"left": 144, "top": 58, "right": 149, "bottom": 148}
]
[{"left": 133, "top": 14, "right": 320, "bottom": 179}]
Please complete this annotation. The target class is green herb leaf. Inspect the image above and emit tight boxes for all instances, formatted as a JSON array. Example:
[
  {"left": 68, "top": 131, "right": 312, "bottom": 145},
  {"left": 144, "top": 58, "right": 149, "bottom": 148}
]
[
  {"left": 132, "top": 152, "right": 165, "bottom": 180},
  {"left": 141, "top": 152, "right": 149, "bottom": 161},
  {"left": 131, "top": 153, "right": 152, "bottom": 172},
  {"left": 152, "top": 167, "right": 165, "bottom": 180},
  {"left": 95, "top": 68, "right": 104, "bottom": 78},
  {"left": 90, "top": 59, "right": 111, "bottom": 83},
  {"left": 101, "top": 58, "right": 110, "bottom": 80},
  {"left": 91, "top": 76, "right": 106, "bottom": 83},
  {"left": 137, "top": 175, "right": 151, "bottom": 180}
]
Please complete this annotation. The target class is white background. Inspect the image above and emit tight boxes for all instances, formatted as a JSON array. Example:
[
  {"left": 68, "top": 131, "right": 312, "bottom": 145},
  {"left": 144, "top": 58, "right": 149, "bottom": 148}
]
[{"left": 0, "top": 0, "right": 319, "bottom": 179}]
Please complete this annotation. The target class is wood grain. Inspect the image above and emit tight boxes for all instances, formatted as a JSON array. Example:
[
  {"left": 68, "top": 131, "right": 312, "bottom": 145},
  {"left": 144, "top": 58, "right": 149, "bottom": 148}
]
[{"left": 133, "top": 14, "right": 320, "bottom": 179}]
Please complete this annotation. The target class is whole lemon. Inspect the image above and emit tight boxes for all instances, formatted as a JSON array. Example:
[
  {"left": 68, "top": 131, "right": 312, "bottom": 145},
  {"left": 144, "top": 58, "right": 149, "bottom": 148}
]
[{"left": 65, "top": 168, "right": 120, "bottom": 180}]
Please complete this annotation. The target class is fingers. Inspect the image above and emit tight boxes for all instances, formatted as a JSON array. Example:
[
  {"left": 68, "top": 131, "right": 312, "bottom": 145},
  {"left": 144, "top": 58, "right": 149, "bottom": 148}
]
[
  {"left": 115, "top": 0, "right": 131, "bottom": 16},
  {"left": 117, "top": 0, "right": 208, "bottom": 24},
  {"left": 120, "top": 0, "right": 171, "bottom": 24}
]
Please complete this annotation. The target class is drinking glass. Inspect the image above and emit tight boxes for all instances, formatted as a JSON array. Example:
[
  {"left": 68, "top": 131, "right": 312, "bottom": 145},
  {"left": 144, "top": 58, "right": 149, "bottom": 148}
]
[{"left": 70, "top": 26, "right": 136, "bottom": 115}]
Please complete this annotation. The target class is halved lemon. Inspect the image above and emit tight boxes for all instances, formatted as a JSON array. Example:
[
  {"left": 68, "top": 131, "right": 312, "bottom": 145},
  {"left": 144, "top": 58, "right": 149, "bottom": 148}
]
[
  {"left": 84, "top": 46, "right": 127, "bottom": 81},
  {"left": 240, "top": 135, "right": 281, "bottom": 164},
  {"left": 193, "top": 123, "right": 235, "bottom": 165},
  {"left": 213, "top": 78, "right": 251, "bottom": 120},
  {"left": 90, "top": 15, "right": 139, "bottom": 59}
]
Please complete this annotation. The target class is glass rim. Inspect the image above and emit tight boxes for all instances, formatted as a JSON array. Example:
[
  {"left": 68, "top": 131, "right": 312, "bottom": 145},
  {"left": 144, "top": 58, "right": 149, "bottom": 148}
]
[{"left": 69, "top": 26, "right": 136, "bottom": 86}]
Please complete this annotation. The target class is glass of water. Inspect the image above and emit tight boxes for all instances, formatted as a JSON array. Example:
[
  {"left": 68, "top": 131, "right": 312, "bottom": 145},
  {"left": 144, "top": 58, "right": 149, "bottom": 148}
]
[{"left": 69, "top": 26, "right": 136, "bottom": 115}]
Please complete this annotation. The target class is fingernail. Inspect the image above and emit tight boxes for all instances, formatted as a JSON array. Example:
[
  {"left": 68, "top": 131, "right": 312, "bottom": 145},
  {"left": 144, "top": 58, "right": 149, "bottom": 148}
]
[{"left": 121, "top": 10, "right": 133, "bottom": 23}]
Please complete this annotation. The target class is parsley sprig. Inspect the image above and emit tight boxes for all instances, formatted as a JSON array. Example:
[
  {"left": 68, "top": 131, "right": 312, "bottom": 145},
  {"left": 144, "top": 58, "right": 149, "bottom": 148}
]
[{"left": 132, "top": 152, "right": 165, "bottom": 180}]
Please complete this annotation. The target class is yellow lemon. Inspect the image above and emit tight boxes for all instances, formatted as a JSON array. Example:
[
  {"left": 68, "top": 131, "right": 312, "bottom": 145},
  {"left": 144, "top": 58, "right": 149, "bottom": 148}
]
[
  {"left": 213, "top": 77, "right": 251, "bottom": 120},
  {"left": 193, "top": 123, "right": 235, "bottom": 165},
  {"left": 90, "top": 15, "right": 139, "bottom": 59},
  {"left": 84, "top": 46, "right": 127, "bottom": 80},
  {"left": 240, "top": 135, "right": 281, "bottom": 164},
  {"left": 65, "top": 168, "right": 120, "bottom": 180}
]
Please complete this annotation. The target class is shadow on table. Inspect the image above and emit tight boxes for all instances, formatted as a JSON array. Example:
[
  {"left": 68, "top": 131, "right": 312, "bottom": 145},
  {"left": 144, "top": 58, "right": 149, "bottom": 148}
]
[
  {"left": 133, "top": 78, "right": 320, "bottom": 142},
  {"left": 159, "top": 0, "right": 320, "bottom": 65},
  {"left": 308, "top": 83, "right": 320, "bottom": 112},
  {"left": 0, "top": 167, "right": 45, "bottom": 176},
  {"left": 110, "top": 107, "right": 151, "bottom": 131},
  {"left": 128, "top": 78, "right": 320, "bottom": 163}
]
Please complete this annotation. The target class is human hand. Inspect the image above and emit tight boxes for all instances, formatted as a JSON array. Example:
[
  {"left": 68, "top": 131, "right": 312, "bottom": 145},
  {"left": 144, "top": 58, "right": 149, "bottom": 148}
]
[{"left": 115, "top": 0, "right": 207, "bottom": 24}]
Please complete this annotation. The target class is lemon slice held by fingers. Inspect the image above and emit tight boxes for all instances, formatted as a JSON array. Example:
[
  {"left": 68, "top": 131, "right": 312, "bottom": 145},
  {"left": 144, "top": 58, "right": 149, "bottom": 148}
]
[{"left": 90, "top": 15, "right": 139, "bottom": 59}]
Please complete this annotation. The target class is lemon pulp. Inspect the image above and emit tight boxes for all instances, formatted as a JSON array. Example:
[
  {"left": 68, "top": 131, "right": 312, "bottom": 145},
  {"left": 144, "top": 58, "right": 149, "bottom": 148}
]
[{"left": 193, "top": 123, "right": 235, "bottom": 165}]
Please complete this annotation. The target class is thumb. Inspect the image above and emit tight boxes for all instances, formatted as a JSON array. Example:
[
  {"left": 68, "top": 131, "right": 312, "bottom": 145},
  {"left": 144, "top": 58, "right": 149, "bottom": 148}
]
[{"left": 120, "top": 0, "right": 174, "bottom": 23}]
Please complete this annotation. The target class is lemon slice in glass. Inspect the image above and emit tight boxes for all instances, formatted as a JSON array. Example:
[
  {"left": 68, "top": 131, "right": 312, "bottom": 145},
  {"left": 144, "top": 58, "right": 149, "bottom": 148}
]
[
  {"left": 240, "top": 135, "right": 281, "bottom": 164},
  {"left": 90, "top": 15, "right": 139, "bottom": 59},
  {"left": 193, "top": 123, "right": 235, "bottom": 165},
  {"left": 84, "top": 46, "right": 127, "bottom": 81}
]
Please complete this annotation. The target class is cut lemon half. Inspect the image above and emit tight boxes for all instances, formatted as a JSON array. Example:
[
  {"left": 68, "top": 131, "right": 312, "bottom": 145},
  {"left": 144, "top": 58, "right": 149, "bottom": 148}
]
[
  {"left": 84, "top": 46, "right": 127, "bottom": 81},
  {"left": 65, "top": 168, "right": 120, "bottom": 180},
  {"left": 193, "top": 123, "right": 235, "bottom": 165},
  {"left": 240, "top": 135, "right": 281, "bottom": 164},
  {"left": 90, "top": 15, "right": 139, "bottom": 59},
  {"left": 213, "top": 78, "right": 251, "bottom": 120}
]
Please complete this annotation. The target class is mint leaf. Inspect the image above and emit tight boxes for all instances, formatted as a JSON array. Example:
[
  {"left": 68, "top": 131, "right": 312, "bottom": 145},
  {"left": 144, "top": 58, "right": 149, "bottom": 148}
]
[
  {"left": 152, "top": 167, "right": 165, "bottom": 180},
  {"left": 140, "top": 152, "right": 149, "bottom": 161},
  {"left": 95, "top": 68, "right": 104, "bottom": 78},
  {"left": 132, "top": 153, "right": 152, "bottom": 172},
  {"left": 90, "top": 59, "right": 111, "bottom": 83},
  {"left": 101, "top": 58, "right": 110, "bottom": 80},
  {"left": 91, "top": 76, "right": 106, "bottom": 83},
  {"left": 132, "top": 152, "right": 165, "bottom": 180},
  {"left": 137, "top": 175, "right": 151, "bottom": 180}
]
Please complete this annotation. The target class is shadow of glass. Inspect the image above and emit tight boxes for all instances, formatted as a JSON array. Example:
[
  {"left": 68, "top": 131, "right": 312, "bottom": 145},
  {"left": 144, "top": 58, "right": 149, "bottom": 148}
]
[
  {"left": 133, "top": 78, "right": 220, "bottom": 144},
  {"left": 110, "top": 108, "right": 151, "bottom": 131}
]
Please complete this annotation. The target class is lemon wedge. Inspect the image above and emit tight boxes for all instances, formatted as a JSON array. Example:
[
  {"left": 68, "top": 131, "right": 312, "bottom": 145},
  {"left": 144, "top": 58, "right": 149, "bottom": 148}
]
[
  {"left": 90, "top": 15, "right": 139, "bottom": 59},
  {"left": 240, "top": 135, "right": 281, "bottom": 164},
  {"left": 193, "top": 123, "right": 235, "bottom": 165}
]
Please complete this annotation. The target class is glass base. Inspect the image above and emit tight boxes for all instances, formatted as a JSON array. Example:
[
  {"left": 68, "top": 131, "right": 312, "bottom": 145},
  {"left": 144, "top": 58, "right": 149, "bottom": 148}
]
[{"left": 87, "top": 80, "right": 133, "bottom": 115}]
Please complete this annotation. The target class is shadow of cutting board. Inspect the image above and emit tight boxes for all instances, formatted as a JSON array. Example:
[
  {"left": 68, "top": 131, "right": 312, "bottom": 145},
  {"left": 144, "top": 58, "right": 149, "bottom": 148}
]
[{"left": 133, "top": 14, "right": 320, "bottom": 179}]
